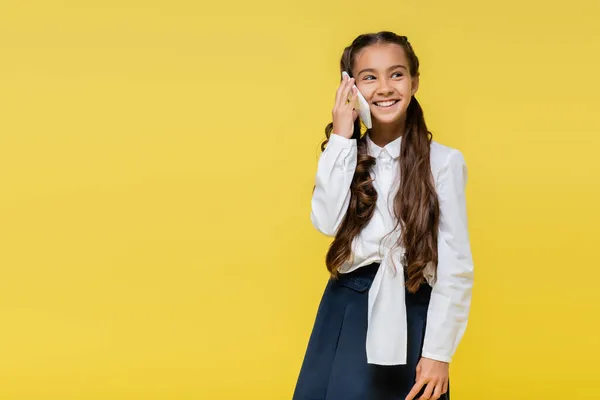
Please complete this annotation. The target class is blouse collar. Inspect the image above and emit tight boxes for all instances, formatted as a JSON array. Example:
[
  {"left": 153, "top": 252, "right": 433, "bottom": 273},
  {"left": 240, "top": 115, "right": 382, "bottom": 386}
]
[{"left": 366, "top": 132, "right": 402, "bottom": 159}]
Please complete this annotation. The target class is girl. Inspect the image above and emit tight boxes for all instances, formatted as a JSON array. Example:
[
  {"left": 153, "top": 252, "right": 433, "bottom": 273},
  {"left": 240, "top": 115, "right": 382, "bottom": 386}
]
[{"left": 293, "top": 31, "right": 474, "bottom": 400}]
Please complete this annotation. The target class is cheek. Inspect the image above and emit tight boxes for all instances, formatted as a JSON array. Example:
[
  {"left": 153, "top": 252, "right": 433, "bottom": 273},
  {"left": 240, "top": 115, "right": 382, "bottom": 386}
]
[
  {"left": 397, "top": 82, "right": 412, "bottom": 95},
  {"left": 357, "top": 84, "right": 374, "bottom": 98}
]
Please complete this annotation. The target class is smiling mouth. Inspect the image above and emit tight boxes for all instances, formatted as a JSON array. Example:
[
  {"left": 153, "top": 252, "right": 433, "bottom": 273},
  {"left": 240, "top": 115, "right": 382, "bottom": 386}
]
[{"left": 374, "top": 100, "right": 399, "bottom": 108}]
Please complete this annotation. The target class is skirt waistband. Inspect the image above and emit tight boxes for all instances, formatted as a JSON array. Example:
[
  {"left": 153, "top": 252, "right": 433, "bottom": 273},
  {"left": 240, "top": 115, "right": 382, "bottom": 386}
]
[
  {"left": 335, "top": 262, "right": 380, "bottom": 292},
  {"left": 335, "top": 262, "right": 432, "bottom": 301}
]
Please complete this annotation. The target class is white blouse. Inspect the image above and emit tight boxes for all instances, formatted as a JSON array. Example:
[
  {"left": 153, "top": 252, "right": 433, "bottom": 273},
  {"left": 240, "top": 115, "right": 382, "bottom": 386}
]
[{"left": 310, "top": 132, "right": 474, "bottom": 366}]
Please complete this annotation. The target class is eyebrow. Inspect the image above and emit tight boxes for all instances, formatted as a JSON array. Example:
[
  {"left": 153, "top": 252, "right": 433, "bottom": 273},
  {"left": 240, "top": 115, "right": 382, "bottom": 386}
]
[{"left": 357, "top": 65, "right": 407, "bottom": 76}]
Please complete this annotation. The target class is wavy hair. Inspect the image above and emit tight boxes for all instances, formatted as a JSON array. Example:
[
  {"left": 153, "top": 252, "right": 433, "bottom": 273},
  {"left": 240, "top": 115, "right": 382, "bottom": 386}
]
[{"left": 321, "top": 31, "right": 440, "bottom": 293}]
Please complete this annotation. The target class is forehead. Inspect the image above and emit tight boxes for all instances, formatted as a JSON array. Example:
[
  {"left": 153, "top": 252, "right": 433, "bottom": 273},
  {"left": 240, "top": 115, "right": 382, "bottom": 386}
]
[{"left": 353, "top": 43, "right": 408, "bottom": 72}]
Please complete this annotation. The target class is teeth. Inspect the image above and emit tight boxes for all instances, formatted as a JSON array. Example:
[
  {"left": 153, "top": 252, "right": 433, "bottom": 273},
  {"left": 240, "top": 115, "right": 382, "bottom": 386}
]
[{"left": 375, "top": 100, "right": 398, "bottom": 107}]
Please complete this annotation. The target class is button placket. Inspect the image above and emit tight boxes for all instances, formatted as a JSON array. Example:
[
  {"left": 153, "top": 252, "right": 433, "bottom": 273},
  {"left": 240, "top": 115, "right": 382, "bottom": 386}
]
[{"left": 377, "top": 150, "right": 394, "bottom": 206}]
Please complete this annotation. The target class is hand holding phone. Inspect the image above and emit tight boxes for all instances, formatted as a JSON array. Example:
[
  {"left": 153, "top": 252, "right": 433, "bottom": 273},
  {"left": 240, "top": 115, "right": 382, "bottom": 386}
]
[
  {"left": 331, "top": 72, "right": 358, "bottom": 138},
  {"left": 341, "top": 71, "right": 372, "bottom": 129}
]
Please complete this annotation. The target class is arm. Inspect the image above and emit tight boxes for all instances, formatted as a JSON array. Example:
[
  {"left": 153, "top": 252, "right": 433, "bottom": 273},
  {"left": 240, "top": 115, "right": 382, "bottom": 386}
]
[
  {"left": 310, "top": 133, "right": 357, "bottom": 237},
  {"left": 421, "top": 149, "right": 475, "bottom": 363}
]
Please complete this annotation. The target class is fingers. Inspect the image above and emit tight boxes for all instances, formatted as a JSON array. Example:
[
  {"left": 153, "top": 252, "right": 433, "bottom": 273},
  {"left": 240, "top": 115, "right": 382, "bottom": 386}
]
[
  {"left": 419, "top": 381, "right": 434, "bottom": 400},
  {"left": 349, "top": 86, "right": 358, "bottom": 109},
  {"left": 417, "top": 381, "right": 447, "bottom": 400},
  {"left": 334, "top": 74, "right": 355, "bottom": 109},
  {"left": 342, "top": 79, "right": 355, "bottom": 107},
  {"left": 334, "top": 76, "right": 344, "bottom": 108},
  {"left": 432, "top": 383, "right": 443, "bottom": 399},
  {"left": 334, "top": 74, "right": 348, "bottom": 108},
  {"left": 407, "top": 378, "right": 448, "bottom": 400},
  {"left": 405, "top": 379, "right": 425, "bottom": 400}
]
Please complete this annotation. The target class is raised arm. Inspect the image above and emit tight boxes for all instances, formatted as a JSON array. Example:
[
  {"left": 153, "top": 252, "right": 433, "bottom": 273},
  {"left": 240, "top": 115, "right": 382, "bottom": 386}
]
[{"left": 310, "top": 133, "right": 357, "bottom": 237}]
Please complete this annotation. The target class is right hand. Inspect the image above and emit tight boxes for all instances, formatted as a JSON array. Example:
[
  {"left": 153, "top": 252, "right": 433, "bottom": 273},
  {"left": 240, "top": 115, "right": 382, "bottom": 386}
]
[{"left": 332, "top": 74, "right": 359, "bottom": 139}]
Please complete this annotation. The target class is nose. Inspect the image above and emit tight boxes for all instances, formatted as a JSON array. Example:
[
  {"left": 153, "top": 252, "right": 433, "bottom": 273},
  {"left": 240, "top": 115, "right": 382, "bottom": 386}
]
[{"left": 376, "top": 77, "right": 393, "bottom": 96}]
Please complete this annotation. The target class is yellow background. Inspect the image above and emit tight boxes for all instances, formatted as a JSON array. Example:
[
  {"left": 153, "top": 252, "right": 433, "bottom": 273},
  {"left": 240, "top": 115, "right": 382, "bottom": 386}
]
[{"left": 1, "top": 1, "right": 599, "bottom": 398}]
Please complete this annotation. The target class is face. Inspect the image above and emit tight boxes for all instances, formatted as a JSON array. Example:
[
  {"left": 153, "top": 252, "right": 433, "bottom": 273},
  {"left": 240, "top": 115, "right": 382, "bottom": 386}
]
[{"left": 352, "top": 43, "right": 419, "bottom": 126}]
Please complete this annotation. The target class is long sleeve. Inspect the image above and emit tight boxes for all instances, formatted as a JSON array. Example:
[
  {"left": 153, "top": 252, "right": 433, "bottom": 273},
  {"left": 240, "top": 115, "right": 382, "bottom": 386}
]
[
  {"left": 421, "top": 149, "right": 474, "bottom": 363},
  {"left": 310, "top": 133, "right": 357, "bottom": 237}
]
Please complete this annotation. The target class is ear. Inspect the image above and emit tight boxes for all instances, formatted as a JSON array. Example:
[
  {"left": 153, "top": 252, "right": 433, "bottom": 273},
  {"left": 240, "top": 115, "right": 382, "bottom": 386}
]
[{"left": 411, "top": 74, "right": 420, "bottom": 97}]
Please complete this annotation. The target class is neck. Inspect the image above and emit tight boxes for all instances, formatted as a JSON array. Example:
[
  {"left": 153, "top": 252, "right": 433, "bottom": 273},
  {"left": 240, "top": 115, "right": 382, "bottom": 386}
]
[{"left": 368, "top": 115, "right": 406, "bottom": 147}]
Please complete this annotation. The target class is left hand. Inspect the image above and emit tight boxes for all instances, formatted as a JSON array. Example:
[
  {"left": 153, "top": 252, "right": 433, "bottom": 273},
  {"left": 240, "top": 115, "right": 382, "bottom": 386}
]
[{"left": 405, "top": 357, "right": 449, "bottom": 400}]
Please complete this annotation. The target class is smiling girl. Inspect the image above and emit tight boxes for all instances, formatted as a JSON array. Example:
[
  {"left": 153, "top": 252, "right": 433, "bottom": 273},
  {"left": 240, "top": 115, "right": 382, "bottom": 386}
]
[{"left": 292, "top": 31, "right": 474, "bottom": 400}]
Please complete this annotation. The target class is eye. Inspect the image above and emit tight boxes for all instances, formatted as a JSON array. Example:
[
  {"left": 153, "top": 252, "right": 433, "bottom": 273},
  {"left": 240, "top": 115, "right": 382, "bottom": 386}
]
[
  {"left": 363, "top": 75, "right": 376, "bottom": 80},
  {"left": 392, "top": 72, "right": 404, "bottom": 78}
]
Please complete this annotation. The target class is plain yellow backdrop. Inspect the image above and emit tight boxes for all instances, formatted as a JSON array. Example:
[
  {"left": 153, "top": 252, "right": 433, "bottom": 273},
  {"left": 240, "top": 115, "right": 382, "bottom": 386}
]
[{"left": 1, "top": 0, "right": 599, "bottom": 398}]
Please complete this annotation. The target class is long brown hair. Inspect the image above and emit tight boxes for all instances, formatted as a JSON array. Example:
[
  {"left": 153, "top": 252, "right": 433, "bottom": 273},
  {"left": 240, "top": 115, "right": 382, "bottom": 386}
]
[{"left": 321, "top": 31, "right": 440, "bottom": 293}]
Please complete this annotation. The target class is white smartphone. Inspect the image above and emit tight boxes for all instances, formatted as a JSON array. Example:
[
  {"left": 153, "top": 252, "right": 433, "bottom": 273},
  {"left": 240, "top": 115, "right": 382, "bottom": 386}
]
[{"left": 342, "top": 71, "right": 372, "bottom": 129}]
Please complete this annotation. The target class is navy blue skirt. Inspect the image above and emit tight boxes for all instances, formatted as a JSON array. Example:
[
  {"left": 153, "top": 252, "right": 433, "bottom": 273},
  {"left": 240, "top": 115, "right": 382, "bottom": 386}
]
[{"left": 293, "top": 263, "right": 450, "bottom": 400}]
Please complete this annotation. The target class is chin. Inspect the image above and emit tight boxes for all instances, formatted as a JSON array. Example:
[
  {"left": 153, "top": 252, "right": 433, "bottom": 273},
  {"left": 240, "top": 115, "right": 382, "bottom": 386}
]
[{"left": 373, "top": 113, "right": 405, "bottom": 125}]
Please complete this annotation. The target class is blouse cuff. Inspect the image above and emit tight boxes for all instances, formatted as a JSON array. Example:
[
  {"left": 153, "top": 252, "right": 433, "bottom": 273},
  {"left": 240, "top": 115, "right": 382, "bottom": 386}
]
[
  {"left": 421, "top": 351, "right": 453, "bottom": 364},
  {"left": 326, "top": 133, "right": 357, "bottom": 170},
  {"left": 328, "top": 132, "right": 356, "bottom": 146}
]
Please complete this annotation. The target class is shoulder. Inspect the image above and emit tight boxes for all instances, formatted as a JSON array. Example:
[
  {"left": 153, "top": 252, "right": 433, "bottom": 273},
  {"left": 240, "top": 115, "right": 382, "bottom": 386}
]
[{"left": 430, "top": 140, "right": 467, "bottom": 183}]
